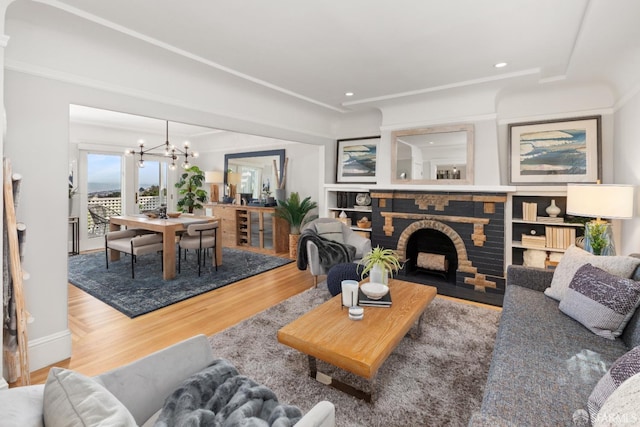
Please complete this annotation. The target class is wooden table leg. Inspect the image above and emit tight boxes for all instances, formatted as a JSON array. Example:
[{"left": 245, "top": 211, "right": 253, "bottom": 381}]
[
  {"left": 109, "top": 222, "right": 121, "bottom": 262},
  {"left": 162, "top": 229, "right": 176, "bottom": 280},
  {"left": 214, "top": 219, "right": 223, "bottom": 267}
]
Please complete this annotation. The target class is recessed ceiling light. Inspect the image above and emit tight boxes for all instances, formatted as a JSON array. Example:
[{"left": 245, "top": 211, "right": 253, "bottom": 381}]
[
  {"left": 494, "top": 62, "right": 508, "bottom": 68},
  {"left": 345, "top": 92, "right": 354, "bottom": 97}
]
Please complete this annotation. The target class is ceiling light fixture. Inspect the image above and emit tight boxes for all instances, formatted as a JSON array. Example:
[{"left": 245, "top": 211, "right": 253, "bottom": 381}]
[
  {"left": 125, "top": 121, "right": 198, "bottom": 170},
  {"left": 494, "top": 62, "right": 508, "bottom": 68},
  {"left": 345, "top": 92, "right": 354, "bottom": 97}
]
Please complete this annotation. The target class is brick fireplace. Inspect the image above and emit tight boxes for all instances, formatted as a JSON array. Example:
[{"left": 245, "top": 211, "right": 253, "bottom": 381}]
[{"left": 370, "top": 190, "right": 506, "bottom": 306}]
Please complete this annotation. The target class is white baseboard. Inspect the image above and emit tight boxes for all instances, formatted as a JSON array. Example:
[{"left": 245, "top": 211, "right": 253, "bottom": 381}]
[
  {"left": 0, "top": 378, "right": 8, "bottom": 390},
  {"left": 28, "top": 330, "right": 72, "bottom": 372}
]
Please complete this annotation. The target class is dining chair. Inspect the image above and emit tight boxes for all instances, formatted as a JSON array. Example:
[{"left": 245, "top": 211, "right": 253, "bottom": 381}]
[
  {"left": 105, "top": 229, "right": 164, "bottom": 279},
  {"left": 178, "top": 222, "right": 218, "bottom": 276},
  {"left": 89, "top": 204, "right": 120, "bottom": 235}
]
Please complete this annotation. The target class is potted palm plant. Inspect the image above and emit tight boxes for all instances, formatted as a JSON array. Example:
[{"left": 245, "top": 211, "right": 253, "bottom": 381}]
[
  {"left": 175, "top": 165, "right": 208, "bottom": 213},
  {"left": 274, "top": 192, "right": 317, "bottom": 258},
  {"left": 360, "top": 246, "right": 403, "bottom": 284}
]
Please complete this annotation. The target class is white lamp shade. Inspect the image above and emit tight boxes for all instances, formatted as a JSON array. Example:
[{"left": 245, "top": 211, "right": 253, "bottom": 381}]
[
  {"left": 566, "top": 184, "right": 635, "bottom": 219},
  {"left": 204, "top": 171, "right": 224, "bottom": 183},
  {"left": 227, "top": 171, "right": 241, "bottom": 185}
]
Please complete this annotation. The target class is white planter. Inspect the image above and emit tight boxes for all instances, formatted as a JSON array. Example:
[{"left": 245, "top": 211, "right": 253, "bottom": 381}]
[{"left": 369, "top": 263, "right": 388, "bottom": 285}]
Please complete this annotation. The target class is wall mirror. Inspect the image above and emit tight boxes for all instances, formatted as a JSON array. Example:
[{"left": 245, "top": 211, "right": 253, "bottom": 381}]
[
  {"left": 391, "top": 124, "right": 474, "bottom": 185},
  {"left": 224, "top": 149, "right": 285, "bottom": 199}
]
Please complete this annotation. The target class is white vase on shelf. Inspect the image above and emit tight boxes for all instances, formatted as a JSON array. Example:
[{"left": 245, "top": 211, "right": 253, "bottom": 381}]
[{"left": 545, "top": 199, "right": 561, "bottom": 217}]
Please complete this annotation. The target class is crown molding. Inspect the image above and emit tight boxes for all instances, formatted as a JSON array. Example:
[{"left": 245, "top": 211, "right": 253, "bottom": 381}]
[
  {"left": 34, "top": 0, "right": 348, "bottom": 113},
  {"left": 5, "top": 59, "right": 335, "bottom": 143}
]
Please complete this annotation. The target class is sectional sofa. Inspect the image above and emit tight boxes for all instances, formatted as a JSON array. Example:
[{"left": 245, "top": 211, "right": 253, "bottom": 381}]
[{"left": 470, "top": 247, "right": 640, "bottom": 426}]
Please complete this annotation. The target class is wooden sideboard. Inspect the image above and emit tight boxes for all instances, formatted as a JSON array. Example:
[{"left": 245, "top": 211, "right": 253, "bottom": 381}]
[{"left": 207, "top": 204, "right": 289, "bottom": 254}]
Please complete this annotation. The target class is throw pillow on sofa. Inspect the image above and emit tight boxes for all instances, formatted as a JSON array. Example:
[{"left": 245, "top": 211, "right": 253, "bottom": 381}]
[
  {"left": 588, "top": 346, "right": 640, "bottom": 423},
  {"left": 544, "top": 245, "right": 640, "bottom": 301},
  {"left": 559, "top": 263, "right": 640, "bottom": 340},
  {"left": 593, "top": 372, "right": 640, "bottom": 427},
  {"left": 43, "top": 367, "right": 137, "bottom": 427},
  {"left": 315, "top": 222, "right": 345, "bottom": 244}
]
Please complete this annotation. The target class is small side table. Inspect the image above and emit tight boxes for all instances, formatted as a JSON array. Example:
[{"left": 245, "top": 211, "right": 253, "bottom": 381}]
[{"left": 68, "top": 216, "right": 79, "bottom": 255}]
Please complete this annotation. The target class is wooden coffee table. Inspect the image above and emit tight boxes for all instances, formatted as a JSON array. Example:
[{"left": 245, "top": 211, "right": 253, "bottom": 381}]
[{"left": 277, "top": 279, "right": 437, "bottom": 402}]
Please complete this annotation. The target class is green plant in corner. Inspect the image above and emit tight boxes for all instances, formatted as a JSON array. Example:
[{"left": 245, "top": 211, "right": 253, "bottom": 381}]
[
  {"left": 360, "top": 246, "right": 403, "bottom": 280},
  {"left": 273, "top": 192, "right": 318, "bottom": 235},
  {"left": 175, "top": 165, "right": 208, "bottom": 213}
]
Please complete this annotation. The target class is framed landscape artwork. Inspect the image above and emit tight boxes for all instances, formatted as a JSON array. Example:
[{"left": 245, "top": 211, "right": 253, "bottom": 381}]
[
  {"left": 509, "top": 116, "right": 601, "bottom": 184},
  {"left": 336, "top": 136, "right": 380, "bottom": 183}
]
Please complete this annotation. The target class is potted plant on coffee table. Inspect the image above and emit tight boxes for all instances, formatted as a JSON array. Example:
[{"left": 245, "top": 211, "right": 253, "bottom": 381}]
[
  {"left": 360, "top": 246, "right": 403, "bottom": 284},
  {"left": 274, "top": 192, "right": 317, "bottom": 258},
  {"left": 175, "top": 165, "right": 208, "bottom": 213}
]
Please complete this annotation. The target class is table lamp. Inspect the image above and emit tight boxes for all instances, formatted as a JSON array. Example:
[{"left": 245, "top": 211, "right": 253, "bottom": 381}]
[
  {"left": 566, "top": 183, "right": 634, "bottom": 255},
  {"left": 227, "top": 171, "right": 241, "bottom": 201},
  {"left": 204, "top": 171, "right": 224, "bottom": 202}
]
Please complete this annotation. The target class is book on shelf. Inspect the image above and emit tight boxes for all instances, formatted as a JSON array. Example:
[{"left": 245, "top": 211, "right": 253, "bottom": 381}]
[
  {"left": 522, "top": 202, "right": 537, "bottom": 221},
  {"left": 537, "top": 216, "right": 565, "bottom": 223},
  {"left": 521, "top": 234, "right": 546, "bottom": 248},
  {"left": 352, "top": 205, "right": 372, "bottom": 211},
  {"left": 358, "top": 288, "right": 392, "bottom": 307},
  {"left": 544, "top": 226, "right": 575, "bottom": 250}
]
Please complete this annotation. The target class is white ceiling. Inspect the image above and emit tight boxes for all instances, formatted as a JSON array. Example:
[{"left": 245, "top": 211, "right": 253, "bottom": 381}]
[{"left": 35, "top": 0, "right": 640, "bottom": 115}]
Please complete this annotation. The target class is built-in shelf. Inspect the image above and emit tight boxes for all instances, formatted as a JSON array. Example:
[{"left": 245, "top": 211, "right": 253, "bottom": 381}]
[
  {"left": 510, "top": 195, "right": 585, "bottom": 266},
  {"left": 324, "top": 188, "right": 373, "bottom": 237},
  {"left": 511, "top": 241, "right": 569, "bottom": 253},
  {"left": 512, "top": 219, "right": 583, "bottom": 227}
]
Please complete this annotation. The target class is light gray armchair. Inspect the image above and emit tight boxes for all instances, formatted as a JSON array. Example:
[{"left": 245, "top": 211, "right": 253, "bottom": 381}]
[{"left": 302, "top": 218, "right": 372, "bottom": 286}]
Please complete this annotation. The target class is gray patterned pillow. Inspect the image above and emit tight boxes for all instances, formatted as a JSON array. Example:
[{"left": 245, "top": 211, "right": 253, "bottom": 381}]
[
  {"left": 544, "top": 245, "right": 640, "bottom": 302},
  {"left": 588, "top": 346, "right": 640, "bottom": 423},
  {"left": 559, "top": 264, "right": 640, "bottom": 339}
]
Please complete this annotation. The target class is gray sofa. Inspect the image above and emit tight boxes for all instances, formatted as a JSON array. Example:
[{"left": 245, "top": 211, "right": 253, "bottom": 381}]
[
  {"left": 470, "top": 265, "right": 640, "bottom": 426},
  {"left": 0, "top": 334, "right": 335, "bottom": 427}
]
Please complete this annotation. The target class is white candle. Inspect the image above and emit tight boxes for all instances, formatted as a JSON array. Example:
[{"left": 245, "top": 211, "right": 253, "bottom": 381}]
[{"left": 341, "top": 280, "right": 359, "bottom": 307}]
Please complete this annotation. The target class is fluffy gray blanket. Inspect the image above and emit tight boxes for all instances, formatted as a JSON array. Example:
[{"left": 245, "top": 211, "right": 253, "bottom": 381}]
[
  {"left": 155, "top": 359, "right": 302, "bottom": 427},
  {"left": 296, "top": 229, "right": 355, "bottom": 272}
]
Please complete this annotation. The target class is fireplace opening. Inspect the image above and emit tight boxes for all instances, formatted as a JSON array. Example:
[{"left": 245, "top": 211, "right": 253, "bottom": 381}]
[{"left": 403, "top": 228, "right": 458, "bottom": 285}]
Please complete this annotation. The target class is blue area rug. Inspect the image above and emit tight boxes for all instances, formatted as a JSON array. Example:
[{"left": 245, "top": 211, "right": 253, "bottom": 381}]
[{"left": 68, "top": 248, "right": 293, "bottom": 318}]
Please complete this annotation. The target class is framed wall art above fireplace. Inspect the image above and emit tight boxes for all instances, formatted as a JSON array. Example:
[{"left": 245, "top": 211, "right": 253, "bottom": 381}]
[
  {"left": 336, "top": 136, "right": 380, "bottom": 183},
  {"left": 508, "top": 115, "right": 601, "bottom": 185}
]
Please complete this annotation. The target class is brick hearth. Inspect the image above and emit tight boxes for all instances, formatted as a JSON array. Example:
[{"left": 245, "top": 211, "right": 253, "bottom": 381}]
[{"left": 370, "top": 190, "right": 506, "bottom": 306}]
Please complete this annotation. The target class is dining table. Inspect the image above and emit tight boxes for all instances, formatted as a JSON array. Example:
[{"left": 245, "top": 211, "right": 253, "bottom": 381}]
[{"left": 109, "top": 214, "right": 222, "bottom": 280}]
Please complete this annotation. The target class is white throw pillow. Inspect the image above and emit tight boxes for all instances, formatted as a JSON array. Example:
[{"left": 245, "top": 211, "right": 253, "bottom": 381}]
[
  {"left": 44, "top": 367, "right": 137, "bottom": 427},
  {"left": 315, "top": 222, "right": 345, "bottom": 244},
  {"left": 594, "top": 372, "right": 640, "bottom": 427},
  {"left": 544, "top": 245, "right": 640, "bottom": 301}
]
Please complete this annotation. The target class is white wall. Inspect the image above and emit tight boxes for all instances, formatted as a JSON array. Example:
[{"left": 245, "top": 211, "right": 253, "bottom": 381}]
[
  {"left": 4, "top": 71, "right": 73, "bottom": 371},
  {"left": 614, "top": 89, "right": 640, "bottom": 255}
]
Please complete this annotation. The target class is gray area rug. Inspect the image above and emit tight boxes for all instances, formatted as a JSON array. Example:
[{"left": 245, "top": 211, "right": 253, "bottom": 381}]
[
  {"left": 209, "top": 286, "right": 500, "bottom": 426},
  {"left": 68, "top": 248, "right": 292, "bottom": 318}
]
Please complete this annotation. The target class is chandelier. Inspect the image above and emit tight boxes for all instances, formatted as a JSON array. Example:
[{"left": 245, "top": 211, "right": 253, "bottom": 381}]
[{"left": 125, "top": 121, "right": 198, "bottom": 170}]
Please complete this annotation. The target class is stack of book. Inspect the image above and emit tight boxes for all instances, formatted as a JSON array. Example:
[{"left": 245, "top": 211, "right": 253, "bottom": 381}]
[
  {"left": 358, "top": 288, "right": 392, "bottom": 307},
  {"left": 545, "top": 226, "right": 576, "bottom": 250},
  {"left": 521, "top": 234, "right": 546, "bottom": 248},
  {"left": 537, "top": 216, "right": 565, "bottom": 223},
  {"left": 522, "top": 202, "right": 538, "bottom": 221}
]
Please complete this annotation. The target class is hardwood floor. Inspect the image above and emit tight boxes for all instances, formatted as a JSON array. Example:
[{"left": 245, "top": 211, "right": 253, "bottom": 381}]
[
  {"left": 26, "top": 252, "right": 500, "bottom": 385},
  {"left": 28, "top": 253, "right": 313, "bottom": 384}
]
